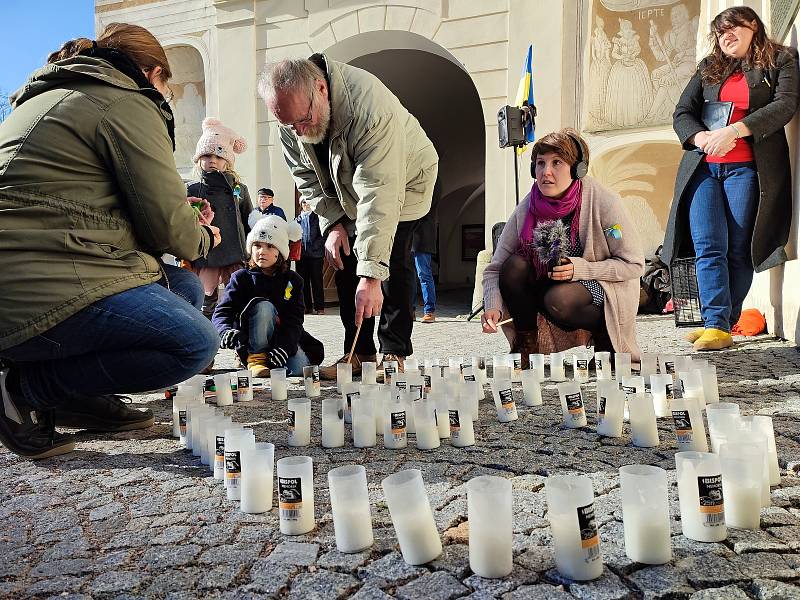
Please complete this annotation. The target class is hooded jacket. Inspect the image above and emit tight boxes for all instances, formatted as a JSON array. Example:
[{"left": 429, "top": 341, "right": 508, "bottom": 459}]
[
  {"left": 0, "top": 56, "right": 212, "bottom": 351},
  {"left": 279, "top": 54, "right": 439, "bottom": 280}
]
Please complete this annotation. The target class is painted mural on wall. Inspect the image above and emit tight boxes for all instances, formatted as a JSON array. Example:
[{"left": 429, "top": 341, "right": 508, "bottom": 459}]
[
  {"left": 585, "top": 0, "right": 701, "bottom": 132},
  {"left": 165, "top": 45, "right": 206, "bottom": 178}
]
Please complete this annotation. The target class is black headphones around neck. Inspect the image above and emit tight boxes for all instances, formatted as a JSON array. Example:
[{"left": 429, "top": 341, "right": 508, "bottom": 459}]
[{"left": 530, "top": 132, "right": 588, "bottom": 180}]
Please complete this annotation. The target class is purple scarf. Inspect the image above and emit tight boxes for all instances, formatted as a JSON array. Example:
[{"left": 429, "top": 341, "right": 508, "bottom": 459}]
[{"left": 519, "top": 179, "right": 583, "bottom": 278}]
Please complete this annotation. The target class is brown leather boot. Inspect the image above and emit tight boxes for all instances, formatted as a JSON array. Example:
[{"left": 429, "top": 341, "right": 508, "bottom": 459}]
[
  {"left": 511, "top": 330, "right": 538, "bottom": 369},
  {"left": 319, "top": 353, "right": 377, "bottom": 380}
]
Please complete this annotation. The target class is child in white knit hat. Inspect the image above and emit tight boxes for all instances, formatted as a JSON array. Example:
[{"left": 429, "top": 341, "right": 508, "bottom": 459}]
[
  {"left": 212, "top": 216, "right": 325, "bottom": 377},
  {"left": 187, "top": 117, "right": 254, "bottom": 317}
]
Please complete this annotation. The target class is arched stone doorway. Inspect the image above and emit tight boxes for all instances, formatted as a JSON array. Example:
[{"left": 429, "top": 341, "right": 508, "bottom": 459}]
[
  {"left": 322, "top": 31, "right": 486, "bottom": 301},
  {"left": 164, "top": 44, "right": 206, "bottom": 180}
]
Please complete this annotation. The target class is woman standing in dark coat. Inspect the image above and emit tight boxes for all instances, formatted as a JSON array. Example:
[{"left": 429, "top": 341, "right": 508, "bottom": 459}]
[{"left": 663, "top": 6, "right": 799, "bottom": 351}]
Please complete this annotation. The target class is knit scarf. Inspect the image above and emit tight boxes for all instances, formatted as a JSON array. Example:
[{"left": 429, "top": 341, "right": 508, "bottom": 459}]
[
  {"left": 78, "top": 44, "right": 176, "bottom": 150},
  {"left": 519, "top": 179, "right": 582, "bottom": 278}
]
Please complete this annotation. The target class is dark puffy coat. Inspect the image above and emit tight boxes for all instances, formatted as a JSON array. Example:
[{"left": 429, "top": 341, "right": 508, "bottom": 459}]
[
  {"left": 188, "top": 171, "right": 253, "bottom": 268},
  {"left": 296, "top": 211, "right": 325, "bottom": 258},
  {"left": 663, "top": 48, "right": 800, "bottom": 272},
  {"left": 212, "top": 267, "right": 324, "bottom": 365}
]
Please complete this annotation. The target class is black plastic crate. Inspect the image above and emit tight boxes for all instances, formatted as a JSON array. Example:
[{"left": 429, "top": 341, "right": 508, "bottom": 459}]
[{"left": 670, "top": 257, "right": 703, "bottom": 327}]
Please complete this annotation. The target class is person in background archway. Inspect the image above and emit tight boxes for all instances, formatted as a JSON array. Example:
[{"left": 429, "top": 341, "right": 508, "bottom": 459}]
[
  {"left": 664, "top": 6, "right": 799, "bottom": 351},
  {"left": 0, "top": 23, "right": 220, "bottom": 459},
  {"left": 296, "top": 200, "right": 326, "bottom": 315},
  {"left": 258, "top": 55, "right": 438, "bottom": 380},
  {"left": 411, "top": 183, "right": 439, "bottom": 323},
  {"left": 248, "top": 188, "right": 286, "bottom": 227},
  {"left": 481, "top": 129, "right": 644, "bottom": 367}
]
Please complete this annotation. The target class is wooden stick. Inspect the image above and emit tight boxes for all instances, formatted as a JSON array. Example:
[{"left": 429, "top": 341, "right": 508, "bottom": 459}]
[
  {"left": 347, "top": 321, "right": 363, "bottom": 364},
  {"left": 496, "top": 317, "right": 514, "bottom": 327}
]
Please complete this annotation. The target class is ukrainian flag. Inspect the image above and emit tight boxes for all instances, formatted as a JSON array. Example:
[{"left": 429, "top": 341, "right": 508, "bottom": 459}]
[{"left": 514, "top": 44, "right": 535, "bottom": 152}]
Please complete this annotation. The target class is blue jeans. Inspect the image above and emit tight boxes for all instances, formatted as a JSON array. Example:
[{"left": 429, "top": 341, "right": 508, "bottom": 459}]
[
  {"left": 413, "top": 252, "right": 436, "bottom": 314},
  {"left": 687, "top": 162, "right": 759, "bottom": 332},
  {"left": 244, "top": 300, "right": 310, "bottom": 376},
  {"left": 0, "top": 264, "right": 218, "bottom": 409}
]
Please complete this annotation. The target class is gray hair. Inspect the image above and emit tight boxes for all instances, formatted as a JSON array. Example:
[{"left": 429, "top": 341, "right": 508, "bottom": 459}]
[{"left": 258, "top": 58, "right": 325, "bottom": 104}]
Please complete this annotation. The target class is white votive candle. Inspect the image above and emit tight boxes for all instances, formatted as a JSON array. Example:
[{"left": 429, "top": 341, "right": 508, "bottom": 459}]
[
  {"left": 351, "top": 395, "right": 376, "bottom": 448},
  {"left": 225, "top": 427, "right": 255, "bottom": 501},
  {"left": 303, "top": 365, "right": 321, "bottom": 398},
  {"left": 468, "top": 475, "right": 512, "bottom": 578},
  {"left": 573, "top": 354, "right": 590, "bottom": 383},
  {"left": 557, "top": 381, "right": 587, "bottom": 428},
  {"left": 472, "top": 356, "right": 488, "bottom": 387},
  {"left": 549, "top": 352, "right": 566, "bottom": 382},
  {"left": 659, "top": 354, "right": 677, "bottom": 375},
  {"left": 650, "top": 373, "right": 674, "bottom": 418},
  {"left": 414, "top": 400, "right": 440, "bottom": 450},
  {"left": 190, "top": 406, "right": 213, "bottom": 457},
  {"left": 329, "top": 465, "right": 374, "bottom": 553},
  {"left": 361, "top": 361, "right": 377, "bottom": 385},
  {"left": 240, "top": 442, "right": 274, "bottom": 514},
  {"left": 341, "top": 381, "right": 360, "bottom": 425},
  {"left": 433, "top": 392, "right": 450, "bottom": 439},
  {"left": 287, "top": 397, "right": 311, "bottom": 447},
  {"left": 509, "top": 353, "right": 523, "bottom": 382},
  {"left": 678, "top": 370, "right": 705, "bottom": 406},
  {"left": 214, "top": 373, "right": 234, "bottom": 407},
  {"left": 336, "top": 362, "right": 352, "bottom": 394},
  {"left": 322, "top": 397, "right": 345, "bottom": 448},
  {"left": 491, "top": 379, "right": 518, "bottom": 423},
  {"left": 675, "top": 451, "right": 727, "bottom": 542},
  {"left": 738, "top": 425, "right": 771, "bottom": 507},
  {"left": 749, "top": 415, "right": 780, "bottom": 486},
  {"left": 382, "top": 470, "right": 442, "bottom": 565},
  {"left": 212, "top": 418, "right": 234, "bottom": 480},
  {"left": 271, "top": 368, "right": 288, "bottom": 401},
  {"left": 449, "top": 395, "right": 475, "bottom": 447},
  {"left": 529, "top": 354, "right": 546, "bottom": 381},
  {"left": 620, "top": 465, "right": 671, "bottom": 564},
  {"left": 383, "top": 360, "right": 398, "bottom": 386},
  {"left": 594, "top": 351, "right": 612, "bottom": 381},
  {"left": 719, "top": 442, "right": 762, "bottom": 529},
  {"left": 699, "top": 365, "right": 719, "bottom": 404},
  {"left": 707, "top": 403, "right": 741, "bottom": 453},
  {"left": 384, "top": 400, "right": 408, "bottom": 449},
  {"left": 545, "top": 475, "right": 603, "bottom": 581},
  {"left": 615, "top": 353, "right": 632, "bottom": 379},
  {"left": 596, "top": 385, "right": 624, "bottom": 438},
  {"left": 277, "top": 455, "right": 315, "bottom": 535},
  {"left": 670, "top": 398, "right": 708, "bottom": 452},
  {"left": 172, "top": 393, "right": 190, "bottom": 439},
  {"left": 521, "top": 369, "right": 543, "bottom": 406},
  {"left": 629, "top": 393, "right": 659, "bottom": 447},
  {"left": 236, "top": 370, "right": 253, "bottom": 402}
]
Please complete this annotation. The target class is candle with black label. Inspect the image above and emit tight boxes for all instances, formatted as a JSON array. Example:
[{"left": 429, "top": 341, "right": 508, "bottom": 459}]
[
  {"left": 573, "top": 354, "right": 590, "bottom": 383},
  {"left": 557, "top": 381, "right": 587, "bottom": 428},
  {"left": 414, "top": 400, "right": 440, "bottom": 449},
  {"left": 529, "top": 353, "right": 546, "bottom": 381},
  {"left": 449, "top": 394, "right": 475, "bottom": 447},
  {"left": 277, "top": 456, "right": 315, "bottom": 535},
  {"left": 433, "top": 392, "right": 451, "bottom": 439},
  {"left": 491, "top": 379, "right": 518, "bottom": 423},
  {"left": 670, "top": 398, "right": 708, "bottom": 452},
  {"left": 341, "top": 381, "right": 360, "bottom": 425},
  {"left": 287, "top": 398, "right": 311, "bottom": 447},
  {"left": 650, "top": 373, "right": 674, "bottom": 418},
  {"left": 208, "top": 415, "right": 232, "bottom": 477},
  {"left": 383, "top": 360, "right": 398, "bottom": 386},
  {"left": 303, "top": 365, "right": 321, "bottom": 398},
  {"left": 236, "top": 370, "right": 253, "bottom": 402},
  {"left": 322, "top": 397, "right": 345, "bottom": 448},
  {"left": 594, "top": 352, "right": 612, "bottom": 381},
  {"left": 225, "top": 427, "right": 255, "bottom": 501},
  {"left": 546, "top": 475, "right": 603, "bottom": 580},
  {"left": 384, "top": 400, "right": 408, "bottom": 449},
  {"left": 675, "top": 451, "right": 727, "bottom": 542},
  {"left": 596, "top": 385, "right": 624, "bottom": 437}
]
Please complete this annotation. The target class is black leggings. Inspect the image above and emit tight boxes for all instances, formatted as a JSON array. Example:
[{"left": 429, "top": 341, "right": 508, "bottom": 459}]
[{"left": 499, "top": 254, "right": 606, "bottom": 334}]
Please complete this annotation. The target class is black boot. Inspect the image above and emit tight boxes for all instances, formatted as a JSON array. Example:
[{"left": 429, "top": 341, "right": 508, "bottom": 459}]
[
  {"left": 0, "top": 368, "right": 75, "bottom": 459},
  {"left": 202, "top": 289, "right": 218, "bottom": 319},
  {"left": 54, "top": 395, "right": 155, "bottom": 432}
]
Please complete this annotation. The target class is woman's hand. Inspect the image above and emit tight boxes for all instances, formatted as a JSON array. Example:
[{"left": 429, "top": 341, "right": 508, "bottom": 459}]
[
  {"left": 549, "top": 258, "right": 574, "bottom": 281},
  {"left": 703, "top": 127, "right": 737, "bottom": 157},
  {"left": 482, "top": 309, "right": 502, "bottom": 333},
  {"left": 188, "top": 196, "right": 214, "bottom": 225},
  {"left": 209, "top": 225, "right": 222, "bottom": 248}
]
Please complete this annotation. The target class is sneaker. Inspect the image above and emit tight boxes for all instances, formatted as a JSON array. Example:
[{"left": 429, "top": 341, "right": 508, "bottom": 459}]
[
  {"left": 319, "top": 353, "right": 377, "bottom": 380},
  {"left": 247, "top": 353, "right": 270, "bottom": 378},
  {"left": 693, "top": 328, "right": 733, "bottom": 351},
  {"left": 685, "top": 328, "right": 705, "bottom": 343},
  {"left": 54, "top": 395, "right": 155, "bottom": 432},
  {"left": 0, "top": 369, "right": 75, "bottom": 459},
  {"left": 421, "top": 313, "right": 436, "bottom": 324}
]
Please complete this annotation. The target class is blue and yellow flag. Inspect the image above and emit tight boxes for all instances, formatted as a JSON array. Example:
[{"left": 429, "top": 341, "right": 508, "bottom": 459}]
[{"left": 514, "top": 45, "right": 535, "bottom": 153}]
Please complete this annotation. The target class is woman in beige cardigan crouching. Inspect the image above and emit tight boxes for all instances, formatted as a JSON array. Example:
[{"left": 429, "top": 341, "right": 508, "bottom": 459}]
[{"left": 482, "top": 129, "right": 645, "bottom": 367}]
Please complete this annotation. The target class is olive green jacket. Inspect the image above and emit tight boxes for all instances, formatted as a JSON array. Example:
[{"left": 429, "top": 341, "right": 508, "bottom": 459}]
[
  {"left": 279, "top": 56, "right": 439, "bottom": 280},
  {"left": 0, "top": 57, "right": 212, "bottom": 350}
]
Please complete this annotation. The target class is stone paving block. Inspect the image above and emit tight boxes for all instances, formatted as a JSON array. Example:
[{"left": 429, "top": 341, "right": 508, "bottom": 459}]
[
  {"left": 88, "top": 570, "right": 147, "bottom": 594},
  {"left": 678, "top": 554, "right": 747, "bottom": 587},
  {"left": 84, "top": 549, "right": 134, "bottom": 573},
  {"left": 749, "top": 578, "right": 800, "bottom": 600},
  {"left": 26, "top": 575, "right": 87, "bottom": 596},
  {"left": 546, "top": 568, "right": 632, "bottom": 600},
  {"left": 198, "top": 543, "right": 262, "bottom": 565},
  {"left": 728, "top": 551, "right": 797, "bottom": 580},
  {"left": 357, "top": 552, "right": 427, "bottom": 588},
  {"left": 430, "top": 544, "right": 471, "bottom": 579},
  {"left": 395, "top": 571, "right": 469, "bottom": 600},
  {"left": 464, "top": 570, "right": 538, "bottom": 596},
  {"left": 104, "top": 530, "right": 152, "bottom": 550},
  {"left": 760, "top": 506, "right": 800, "bottom": 527},
  {"left": 191, "top": 522, "right": 236, "bottom": 545},
  {"left": 246, "top": 560, "right": 296, "bottom": 594},
  {"left": 727, "top": 528, "right": 791, "bottom": 553},
  {"left": 627, "top": 564, "right": 695, "bottom": 599},
  {"left": 350, "top": 584, "right": 394, "bottom": 599},
  {"left": 286, "top": 569, "right": 361, "bottom": 599},
  {"left": 689, "top": 584, "right": 751, "bottom": 599},
  {"left": 502, "top": 584, "right": 573, "bottom": 599},
  {"left": 42, "top": 538, "right": 93, "bottom": 561},
  {"left": 140, "top": 544, "right": 202, "bottom": 570},
  {"left": 766, "top": 525, "right": 800, "bottom": 550},
  {"left": 30, "top": 558, "right": 91, "bottom": 578},
  {"left": 144, "top": 567, "right": 203, "bottom": 596},
  {"left": 151, "top": 511, "right": 190, "bottom": 528},
  {"left": 317, "top": 548, "right": 373, "bottom": 571},
  {"left": 198, "top": 564, "right": 244, "bottom": 590},
  {"left": 236, "top": 524, "right": 277, "bottom": 543},
  {"left": 151, "top": 525, "right": 192, "bottom": 545},
  {"left": 265, "top": 541, "right": 320, "bottom": 566}
]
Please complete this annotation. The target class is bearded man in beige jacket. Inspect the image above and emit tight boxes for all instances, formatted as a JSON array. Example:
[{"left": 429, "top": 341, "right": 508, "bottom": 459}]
[{"left": 259, "top": 55, "right": 438, "bottom": 378}]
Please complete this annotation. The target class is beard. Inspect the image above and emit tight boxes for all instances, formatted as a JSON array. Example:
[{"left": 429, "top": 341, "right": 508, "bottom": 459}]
[{"left": 297, "top": 96, "right": 331, "bottom": 145}]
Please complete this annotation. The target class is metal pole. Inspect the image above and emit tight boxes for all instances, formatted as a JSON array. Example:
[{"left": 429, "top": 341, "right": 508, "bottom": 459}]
[{"left": 514, "top": 146, "right": 520, "bottom": 206}]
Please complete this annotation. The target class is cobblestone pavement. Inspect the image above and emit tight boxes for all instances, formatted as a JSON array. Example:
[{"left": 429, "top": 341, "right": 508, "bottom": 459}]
[{"left": 1, "top": 293, "right": 799, "bottom": 599}]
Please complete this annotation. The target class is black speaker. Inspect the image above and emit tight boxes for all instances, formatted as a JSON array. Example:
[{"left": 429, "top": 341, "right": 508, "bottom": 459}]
[{"left": 497, "top": 106, "right": 526, "bottom": 148}]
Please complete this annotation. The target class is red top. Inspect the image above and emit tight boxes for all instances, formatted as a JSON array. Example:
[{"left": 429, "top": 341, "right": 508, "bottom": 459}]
[{"left": 706, "top": 72, "right": 754, "bottom": 163}]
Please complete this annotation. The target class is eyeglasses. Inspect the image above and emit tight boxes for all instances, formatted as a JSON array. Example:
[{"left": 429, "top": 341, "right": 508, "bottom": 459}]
[{"left": 280, "top": 93, "right": 314, "bottom": 130}]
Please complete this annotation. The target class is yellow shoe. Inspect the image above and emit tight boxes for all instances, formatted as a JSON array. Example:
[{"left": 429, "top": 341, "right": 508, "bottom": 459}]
[
  {"left": 247, "top": 352, "right": 270, "bottom": 378},
  {"left": 685, "top": 328, "right": 705, "bottom": 343},
  {"left": 693, "top": 328, "right": 733, "bottom": 351}
]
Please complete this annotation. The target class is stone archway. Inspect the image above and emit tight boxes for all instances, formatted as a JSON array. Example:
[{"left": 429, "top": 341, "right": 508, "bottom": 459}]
[{"left": 164, "top": 44, "right": 207, "bottom": 180}]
